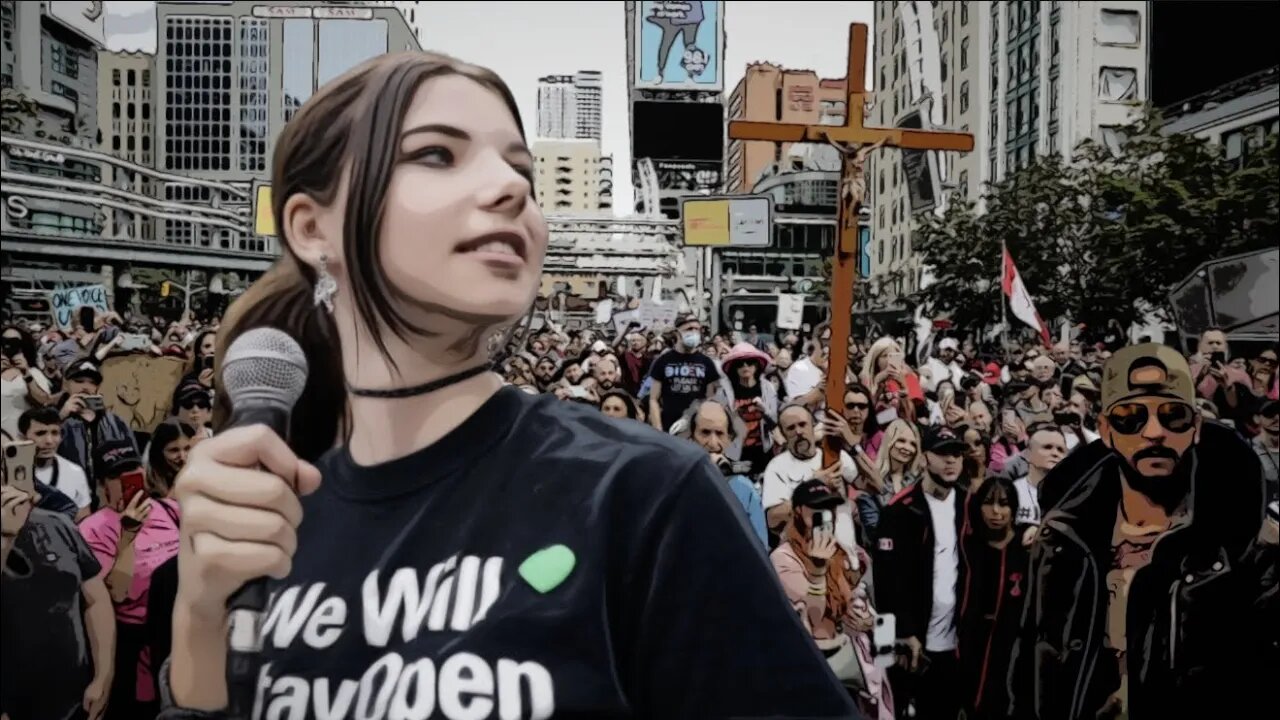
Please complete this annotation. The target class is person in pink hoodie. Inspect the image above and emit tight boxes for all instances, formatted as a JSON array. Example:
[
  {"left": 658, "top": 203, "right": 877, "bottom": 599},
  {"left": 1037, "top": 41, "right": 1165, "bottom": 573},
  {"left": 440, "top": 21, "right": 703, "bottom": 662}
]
[
  {"left": 80, "top": 432, "right": 184, "bottom": 720},
  {"left": 771, "top": 479, "right": 895, "bottom": 719}
]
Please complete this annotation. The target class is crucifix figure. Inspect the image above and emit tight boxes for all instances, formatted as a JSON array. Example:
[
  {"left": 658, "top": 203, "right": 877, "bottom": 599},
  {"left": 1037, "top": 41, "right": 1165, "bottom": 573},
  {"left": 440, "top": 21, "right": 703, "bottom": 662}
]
[{"left": 729, "top": 23, "right": 974, "bottom": 466}]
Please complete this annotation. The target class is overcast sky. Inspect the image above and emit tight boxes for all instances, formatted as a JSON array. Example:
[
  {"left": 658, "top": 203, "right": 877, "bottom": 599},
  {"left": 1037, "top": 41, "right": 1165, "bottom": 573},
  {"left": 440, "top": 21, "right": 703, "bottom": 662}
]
[{"left": 104, "top": 1, "right": 875, "bottom": 213}]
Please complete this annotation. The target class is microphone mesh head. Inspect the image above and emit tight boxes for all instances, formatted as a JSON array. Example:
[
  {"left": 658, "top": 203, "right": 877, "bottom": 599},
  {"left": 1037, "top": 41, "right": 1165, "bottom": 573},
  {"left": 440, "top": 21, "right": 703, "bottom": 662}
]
[{"left": 222, "top": 327, "right": 310, "bottom": 410}]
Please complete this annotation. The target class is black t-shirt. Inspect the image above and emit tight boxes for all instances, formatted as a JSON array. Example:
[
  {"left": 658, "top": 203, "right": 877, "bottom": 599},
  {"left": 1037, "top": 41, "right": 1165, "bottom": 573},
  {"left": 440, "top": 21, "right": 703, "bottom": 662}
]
[
  {"left": 648, "top": 350, "right": 721, "bottom": 430},
  {"left": 1, "top": 509, "right": 101, "bottom": 720},
  {"left": 248, "top": 386, "right": 856, "bottom": 719}
]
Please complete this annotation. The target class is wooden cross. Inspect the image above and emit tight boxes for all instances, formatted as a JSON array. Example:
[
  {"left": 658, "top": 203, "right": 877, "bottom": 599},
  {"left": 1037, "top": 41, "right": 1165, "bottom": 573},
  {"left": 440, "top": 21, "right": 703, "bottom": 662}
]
[{"left": 729, "top": 23, "right": 974, "bottom": 466}]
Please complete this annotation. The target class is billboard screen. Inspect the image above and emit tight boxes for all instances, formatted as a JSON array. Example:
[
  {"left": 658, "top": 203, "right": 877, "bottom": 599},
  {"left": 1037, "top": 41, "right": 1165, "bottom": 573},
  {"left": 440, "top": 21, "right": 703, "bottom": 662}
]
[
  {"left": 632, "top": 100, "right": 724, "bottom": 162},
  {"left": 633, "top": 1, "right": 724, "bottom": 92},
  {"left": 899, "top": 111, "right": 939, "bottom": 214}
]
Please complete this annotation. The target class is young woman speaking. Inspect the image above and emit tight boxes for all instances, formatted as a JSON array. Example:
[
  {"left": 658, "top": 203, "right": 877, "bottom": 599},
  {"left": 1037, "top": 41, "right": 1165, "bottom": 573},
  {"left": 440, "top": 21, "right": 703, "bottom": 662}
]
[{"left": 158, "top": 52, "right": 856, "bottom": 719}]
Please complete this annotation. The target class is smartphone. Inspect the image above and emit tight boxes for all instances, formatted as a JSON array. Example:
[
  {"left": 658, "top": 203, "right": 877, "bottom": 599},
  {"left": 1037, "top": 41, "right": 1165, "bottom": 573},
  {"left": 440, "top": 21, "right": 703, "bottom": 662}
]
[
  {"left": 200, "top": 355, "right": 215, "bottom": 371},
  {"left": 812, "top": 510, "right": 833, "bottom": 536},
  {"left": 569, "top": 385, "right": 590, "bottom": 400},
  {"left": 872, "top": 613, "right": 897, "bottom": 668},
  {"left": 1, "top": 336, "right": 21, "bottom": 359},
  {"left": 119, "top": 468, "right": 146, "bottom": 502},
  {"left": 1209, "top": 351, "right": 1226, "bottom": 366},
  {"left": 78, "top": 306, "right": 96, "bottom": 331},
  {"left": 2, "top": 441, "right": 37, "bottom": 496},
  {"left": 120, "top": 333, "right": 152, "bottom": 352},
  {"left": 1054, "top": 411, "right": 1081, "bottom": 427},
  {"left": 83, "top": 394, "right": 106, "bottom": 413}
]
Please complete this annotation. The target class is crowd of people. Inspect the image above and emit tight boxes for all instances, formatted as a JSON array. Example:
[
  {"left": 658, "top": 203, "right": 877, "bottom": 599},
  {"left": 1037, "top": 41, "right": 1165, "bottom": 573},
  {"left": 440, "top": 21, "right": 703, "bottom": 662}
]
[{"left": 2, "top": 300, "right": 1278, "bottom": 720}]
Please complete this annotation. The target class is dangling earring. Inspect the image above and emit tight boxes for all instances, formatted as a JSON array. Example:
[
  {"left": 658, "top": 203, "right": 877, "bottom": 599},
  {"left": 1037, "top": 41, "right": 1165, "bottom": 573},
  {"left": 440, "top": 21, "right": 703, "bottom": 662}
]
[{"left": 313, "top": 254, "right": 337, "bottom": 313}]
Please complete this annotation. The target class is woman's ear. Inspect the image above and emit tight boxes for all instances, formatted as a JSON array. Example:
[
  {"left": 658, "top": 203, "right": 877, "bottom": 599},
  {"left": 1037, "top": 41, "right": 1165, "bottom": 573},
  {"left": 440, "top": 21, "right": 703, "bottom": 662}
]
[{"left": 282, "top": 192, "right": 339, "bottom": 271}]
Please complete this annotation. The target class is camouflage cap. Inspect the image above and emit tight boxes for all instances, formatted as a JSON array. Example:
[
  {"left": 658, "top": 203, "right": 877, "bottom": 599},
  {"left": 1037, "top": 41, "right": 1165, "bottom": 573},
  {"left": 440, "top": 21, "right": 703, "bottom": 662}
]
[{"left": 1101, "top": 343, "right": 1197, "bottom": 412}]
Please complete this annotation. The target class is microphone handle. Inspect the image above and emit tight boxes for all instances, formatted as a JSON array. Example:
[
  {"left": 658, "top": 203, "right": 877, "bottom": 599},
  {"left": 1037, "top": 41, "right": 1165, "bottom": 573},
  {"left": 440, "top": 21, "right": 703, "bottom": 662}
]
[{"left": 223, "top": 403, "right": 292, "bottom": 719}]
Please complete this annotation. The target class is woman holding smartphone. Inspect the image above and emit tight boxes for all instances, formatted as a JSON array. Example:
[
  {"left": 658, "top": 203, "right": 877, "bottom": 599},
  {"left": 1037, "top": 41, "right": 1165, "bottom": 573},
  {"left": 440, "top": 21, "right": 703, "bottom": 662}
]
[
  {"left": 160, "top": 52, "right": 856, "bottom": 719},
  {"left": 79, "top": 438, "right": 181, "bottom": 720}
]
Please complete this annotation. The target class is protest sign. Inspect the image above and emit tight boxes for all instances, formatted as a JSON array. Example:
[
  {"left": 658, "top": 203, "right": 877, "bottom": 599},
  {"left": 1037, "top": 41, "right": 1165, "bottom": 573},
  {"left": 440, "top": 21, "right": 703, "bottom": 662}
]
[
  {"left": 99, "top": 355, "right": 188, "bottom": 434},
  {"left": 49, "top": 285, "right": 109, "bottom": 330}
]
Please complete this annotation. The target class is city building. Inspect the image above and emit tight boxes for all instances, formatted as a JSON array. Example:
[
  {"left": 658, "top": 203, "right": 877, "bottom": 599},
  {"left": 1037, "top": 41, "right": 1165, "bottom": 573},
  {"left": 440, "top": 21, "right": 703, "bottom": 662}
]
[
  {"left": 1161, "top": 66, "right": 1279, "bottom": 165},
  {"left": 598, "top": 154, "right": 614, "bottom": 213},
  {"left": 155, "top": 0, "right": 420, "bottom": 182},
  {"left": 869, "top": 0, "right": 1149, "bottom": 303},
  {"left": 724, "top": 63, "right": 848, "bottom": 194},
  {"left": 533, "top": 139, "right": 610, "bottom": 215},
  {"left": 97, "top": 51, "right": 155, "bottom": 168},
  {"left": 536, "top": 71, "right": 603, "bottom": 141}
]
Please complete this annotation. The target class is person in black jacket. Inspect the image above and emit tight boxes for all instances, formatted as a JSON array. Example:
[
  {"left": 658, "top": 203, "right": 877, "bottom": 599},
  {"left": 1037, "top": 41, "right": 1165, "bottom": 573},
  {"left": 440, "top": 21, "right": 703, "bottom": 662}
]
[
  {"left": 874, "top": 424, "right": 968, "bottom": 720},
  {"left": 1009, "top": 344, "right": 1272, "bottom": 720},
  {"left": 957, "top": 475, "right": 1029, "bottom": 720}
]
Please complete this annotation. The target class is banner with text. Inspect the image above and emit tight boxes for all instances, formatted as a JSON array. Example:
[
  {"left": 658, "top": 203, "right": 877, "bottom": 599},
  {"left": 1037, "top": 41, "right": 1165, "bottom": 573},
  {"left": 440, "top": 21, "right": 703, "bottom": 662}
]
[{"left": 49, "top": 284, "right": 109, "bottom": 330}]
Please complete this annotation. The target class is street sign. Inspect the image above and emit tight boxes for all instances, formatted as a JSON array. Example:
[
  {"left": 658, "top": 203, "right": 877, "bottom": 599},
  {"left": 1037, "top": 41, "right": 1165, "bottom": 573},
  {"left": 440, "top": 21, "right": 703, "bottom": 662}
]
[
  {"left": 680, "top": 195, "right": 772, "bottom": 247},
  {"left": 252, "top": 181, "right": 275, "bottom": 236}
]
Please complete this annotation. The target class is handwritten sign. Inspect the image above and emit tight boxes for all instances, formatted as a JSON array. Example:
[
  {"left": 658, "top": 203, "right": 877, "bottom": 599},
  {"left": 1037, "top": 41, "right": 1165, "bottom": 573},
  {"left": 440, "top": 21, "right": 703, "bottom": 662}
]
[
  {"left": 776, "top": 293, "right": 805, "bottom": 330},
  {"left": 100, "top": 355, "right": 189, "bottom": 434},
  {"left": 49, "top": 284, "right": 109, "bottom": 330},
  {"left": 638, "top": 300, "right": 678, "bottom": 330}
]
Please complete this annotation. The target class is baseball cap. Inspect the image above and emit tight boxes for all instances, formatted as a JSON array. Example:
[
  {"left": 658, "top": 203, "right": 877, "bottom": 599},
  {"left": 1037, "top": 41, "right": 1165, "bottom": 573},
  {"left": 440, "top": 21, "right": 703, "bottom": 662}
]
[
  {"left": 1101, "top": 343, "right": 1197, "bottom": 413},
  {"left": 939, "top": 338, "right": 959, "bottom": 352},
  {"left": 65, "top": 358, "right": 103, "bottom": 383},
  {"left": 790, "top": 479, "right": 845, "bottom": 510},
  {"left": 675, "top": 313, "right": 701, "bottom": 329},
  {"left": 93, "top": 439, "right": 140, "bottom": 480},
  {"left": 922, "top": 425, "right": 965, "bottom": 454}
]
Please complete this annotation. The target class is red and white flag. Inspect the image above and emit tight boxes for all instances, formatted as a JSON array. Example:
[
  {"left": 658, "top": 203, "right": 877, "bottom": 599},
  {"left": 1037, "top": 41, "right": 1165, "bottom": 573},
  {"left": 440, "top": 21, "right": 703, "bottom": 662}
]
[{"left": 1002, "top": 244, "right": 1051, "bottom": 346}]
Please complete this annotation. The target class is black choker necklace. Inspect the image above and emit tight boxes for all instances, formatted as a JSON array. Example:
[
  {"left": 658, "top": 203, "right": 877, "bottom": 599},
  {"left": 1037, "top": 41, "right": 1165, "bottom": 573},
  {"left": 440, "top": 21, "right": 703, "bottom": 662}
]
[{"left": 346, "top": 364, "right": 493, "bottom": 399}]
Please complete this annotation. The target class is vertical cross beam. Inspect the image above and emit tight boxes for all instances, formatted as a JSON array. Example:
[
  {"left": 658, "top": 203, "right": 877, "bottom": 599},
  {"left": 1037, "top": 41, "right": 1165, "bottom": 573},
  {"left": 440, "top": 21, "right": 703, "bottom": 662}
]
[{"left": 728, "top": 23, "right": 974, "bottom": 467}]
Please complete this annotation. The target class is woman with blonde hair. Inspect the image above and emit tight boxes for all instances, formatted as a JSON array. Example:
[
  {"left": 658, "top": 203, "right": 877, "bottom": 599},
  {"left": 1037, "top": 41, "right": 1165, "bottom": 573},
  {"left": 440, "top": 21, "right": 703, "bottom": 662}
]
[
  {"left": 861, "top": 336, "right": 921, "bottom": 425},
  {"left": 856, "top": 419, "right": 925, "bottom": 541}
]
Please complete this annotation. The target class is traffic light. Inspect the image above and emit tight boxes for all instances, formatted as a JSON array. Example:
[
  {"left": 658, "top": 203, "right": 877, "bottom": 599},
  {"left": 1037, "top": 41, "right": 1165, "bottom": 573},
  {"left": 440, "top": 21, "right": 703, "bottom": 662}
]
[{"left": 160, "top": 281, "right": 171, "bottom": 297}]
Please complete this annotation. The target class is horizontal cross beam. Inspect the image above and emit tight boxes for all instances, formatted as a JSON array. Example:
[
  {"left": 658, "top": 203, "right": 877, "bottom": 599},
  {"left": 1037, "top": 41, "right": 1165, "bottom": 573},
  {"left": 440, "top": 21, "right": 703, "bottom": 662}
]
[{"left": 728, "top": 120, "right": 975, "bottom": 153}]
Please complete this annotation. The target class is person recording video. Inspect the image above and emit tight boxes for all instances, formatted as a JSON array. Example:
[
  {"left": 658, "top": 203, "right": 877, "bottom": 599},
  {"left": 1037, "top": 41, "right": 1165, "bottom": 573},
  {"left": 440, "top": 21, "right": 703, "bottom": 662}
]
[{"left": 158, "top": 52, "right": 857, "bottom": 719}]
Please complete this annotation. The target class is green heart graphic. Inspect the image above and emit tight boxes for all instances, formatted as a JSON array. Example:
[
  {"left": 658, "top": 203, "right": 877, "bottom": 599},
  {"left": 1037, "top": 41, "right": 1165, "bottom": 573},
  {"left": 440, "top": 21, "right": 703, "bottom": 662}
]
[{"left": 518, "top": 544, "right": 576, "bottom": 593}]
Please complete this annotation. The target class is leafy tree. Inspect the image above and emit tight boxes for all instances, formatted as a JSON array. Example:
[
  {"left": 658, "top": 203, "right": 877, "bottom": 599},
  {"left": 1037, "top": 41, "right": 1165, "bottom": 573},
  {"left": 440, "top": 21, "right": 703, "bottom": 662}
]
[{"left": 913, "top": 105, "right": 1278, "bottom": 335}]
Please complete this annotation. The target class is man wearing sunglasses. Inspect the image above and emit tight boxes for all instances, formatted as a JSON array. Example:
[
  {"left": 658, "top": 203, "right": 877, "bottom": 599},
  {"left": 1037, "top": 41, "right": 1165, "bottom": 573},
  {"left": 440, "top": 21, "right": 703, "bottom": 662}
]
[{"left": 1009, "top": 344, "right": 1270, "bottom": 720}]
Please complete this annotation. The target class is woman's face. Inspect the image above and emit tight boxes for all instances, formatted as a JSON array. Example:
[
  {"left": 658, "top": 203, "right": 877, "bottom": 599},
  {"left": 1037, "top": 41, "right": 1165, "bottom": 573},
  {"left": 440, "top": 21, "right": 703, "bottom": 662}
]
[
  {"left": 981, "top": 485, "right": 1013, "bottom": 532},
  {"left": 176, "top": 397, "right": 211, "bottom": 430},
  {"left": 735, "top": 361, "right": 757, "bottom": 382},
  {"left": 963, "top": 427, "right": 986, "bottom": 464},
  {"left": 198, "top": 332, "right": 217, "bottom": 358},
  {"left": 164, "top": 434, "right": 193, "bottom": 474},
  {"left": 843, "top": 390, "right": 870, "bottom": 429},
  {"left": 600, "top": 396, "right": 629, "bottom": 420},
  {"left": 355, "top": 76, "right": 547, "bottom": 333},
  {"left": 889, "top": 432, "right": 917, "bottom": 465}
]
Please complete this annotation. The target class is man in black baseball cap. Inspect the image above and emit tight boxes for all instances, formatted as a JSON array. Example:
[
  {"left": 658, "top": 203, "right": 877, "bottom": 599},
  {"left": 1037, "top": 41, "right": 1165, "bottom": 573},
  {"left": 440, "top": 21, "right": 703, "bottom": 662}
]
[
  {"left": 871, "top": 422, "right": 967, "bottom": 719},
  {"left": 52, "top": 356, "right": 137, "bottom": 492}
]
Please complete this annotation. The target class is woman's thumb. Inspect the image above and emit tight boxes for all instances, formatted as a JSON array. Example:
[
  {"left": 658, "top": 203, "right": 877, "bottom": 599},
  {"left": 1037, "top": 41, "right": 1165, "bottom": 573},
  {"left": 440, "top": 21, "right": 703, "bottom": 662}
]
[{"left": 294, "top": 460, "right": 323, "bottom": 497}]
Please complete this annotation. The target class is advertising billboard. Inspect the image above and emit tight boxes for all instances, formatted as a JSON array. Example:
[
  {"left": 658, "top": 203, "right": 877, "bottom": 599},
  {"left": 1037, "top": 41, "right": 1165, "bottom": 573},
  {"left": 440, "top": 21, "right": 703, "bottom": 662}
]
[
  {"left": 633, "top": 1, "right": 725, "bottom": 92},
  {"left": 899, "top": 111, "right": 940, "bottom": 214},
  {"left": 681, "top": 195, "right": 772, "bottom": 247},
  {"left": 631, "top": 100, "right": 724, "bottom": 162}
]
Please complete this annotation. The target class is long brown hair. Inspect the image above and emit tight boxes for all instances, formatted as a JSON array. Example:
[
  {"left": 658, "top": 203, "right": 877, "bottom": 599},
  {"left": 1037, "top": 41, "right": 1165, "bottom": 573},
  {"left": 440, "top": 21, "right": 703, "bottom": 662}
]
[
  {"left": 212, "top": 52, "right": 528, "bottom": 462},
  {"left": 786, "top": 512, "right": 856, "bottom": 623}
]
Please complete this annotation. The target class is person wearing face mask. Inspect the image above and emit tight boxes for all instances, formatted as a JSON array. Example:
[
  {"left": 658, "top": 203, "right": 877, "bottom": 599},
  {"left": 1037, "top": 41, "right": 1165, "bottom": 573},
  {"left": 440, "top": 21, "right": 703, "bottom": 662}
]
[
  {"left": 647, "top": 314, "right": 723, "bottom": 432},
  {"left": 873, "top": 424, "right": 968, "bottom": 720},
  {"left": 1009, "top": 344, "right": 1270, "bottom": 720},
  {"left": 957, "top": 475, "right": 1029, "bottom": 720},
  {"left": 159, "top": 53, "right": 857, "bottom": 719}
]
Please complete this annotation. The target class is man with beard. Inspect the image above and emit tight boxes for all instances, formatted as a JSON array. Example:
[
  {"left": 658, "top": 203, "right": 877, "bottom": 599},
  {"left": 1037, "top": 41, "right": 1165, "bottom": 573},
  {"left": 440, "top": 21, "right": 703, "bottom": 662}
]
[
  {"left": 873, "top": 425, "right": 968, "bottom": 720},
  {"left": 761, "top": 404, "right": 858, "bottom": 553},
  {"left": 1009, "top": 344, "right": 1270, "bottom": 720}
]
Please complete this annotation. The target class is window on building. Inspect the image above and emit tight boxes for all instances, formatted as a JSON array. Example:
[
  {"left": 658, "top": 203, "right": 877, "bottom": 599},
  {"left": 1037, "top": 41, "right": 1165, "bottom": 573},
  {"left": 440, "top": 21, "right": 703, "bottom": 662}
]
[
  {"left": 51, "top": 41, "right": 80, "bottom": 79},
  {"left": 943, "top": 96, "right": 949, "bottom": 124},
  {"left": 961, "top": 1, "right": 969, "bottom": 26},
  {"left": 142, "top": 103, "right": 150, "bottom": 120},
  {"left": 960, "top": 81, "right": 969, "bottom": 113},
  {"left": 1099, "top": 67, "right": 1138, "bottom": 102},
  {"left": 50, "top": 81, "right": 77, "bottom": 103},
  {"left": 317, "top": 19, "right": 389, "bottom": 88},
  {"left": 942, "top": 15, "right": 949, "bottom": 41},
  {"left": 1100, "top": 126, "right": 1125, "bottom": 155},
  {"left": 1051, "top": 21, "right": 1061, "bottom": 64},
  {"left": 142, "top": 69, "right": 151, "bottom": 87},
  {"left": 942, "top": 55, "right": 948, "bottom": 82},
  {"left": 113, "top": 136, "right": 120, "bottom": 151},
  {"left": 112, "top": 102, "right": 120, "bottom": 119},
  {"left": 1048, "top": 130, "right": 1058, "bottom": 153},
  {"left": 958, "top": 170, "right": 969, "bottom": 198},
  {"left": 1098, "top": 9, "right": 1141, "bottom": 45},
  {"left": 960, "top": 38, "right": 969, "bottom": 70},
  {"left": 282, "top": 18, "right": 314, "bottom": 123}
]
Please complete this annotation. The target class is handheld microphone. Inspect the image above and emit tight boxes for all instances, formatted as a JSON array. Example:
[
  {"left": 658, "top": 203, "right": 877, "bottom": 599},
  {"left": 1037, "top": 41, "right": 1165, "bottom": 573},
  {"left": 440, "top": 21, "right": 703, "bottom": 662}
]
[{"left": 219, "top": 327, "right": 309, "bottom": 719}]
